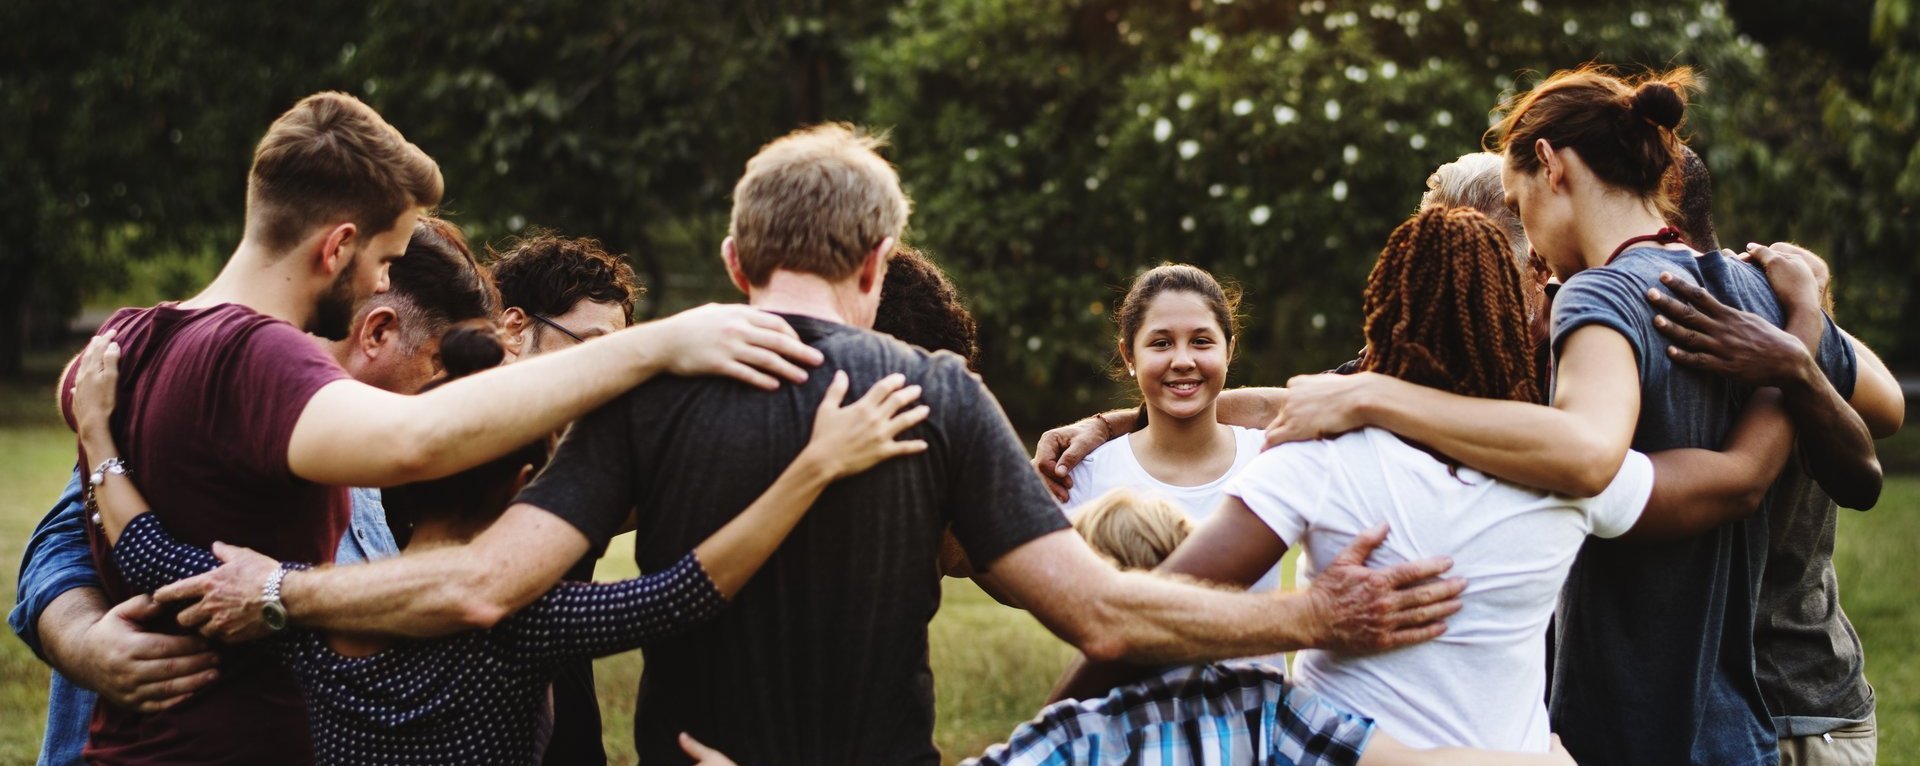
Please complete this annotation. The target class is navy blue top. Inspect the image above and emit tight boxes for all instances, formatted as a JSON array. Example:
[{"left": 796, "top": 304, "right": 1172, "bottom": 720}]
[
  {"left": 111, "top": 512, "right": 726, "bottom": 766},
  {"left": 1546, "top": 247, "right": 1855, "bottom": 766}
]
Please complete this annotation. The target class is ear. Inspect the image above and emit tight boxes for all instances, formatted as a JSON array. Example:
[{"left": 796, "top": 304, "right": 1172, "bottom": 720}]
[
  {"left": 319, "top": 223, "right": 359, "bottom": 276},
  {"left": 721, "top": 237, "right": 753, "bottom": 297},
  {"left": 857, "top": 236, "right": 895, "bottom": 295},
  {"left": 499, "top": 307, "right": 529, "bottom": 358},
  {"left": 1533, "top": 139, "right": 1565, "bottom": 190},
  {"left": 358, "top": 306, "right": 401, "bottom": 358}
]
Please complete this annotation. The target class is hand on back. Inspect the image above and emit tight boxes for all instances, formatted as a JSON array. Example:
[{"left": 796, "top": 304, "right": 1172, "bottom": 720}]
[
  {"left": 1030, "top": 417, "right": 1113, "bottom": 502},
  {"left": 1263, "top": 372, "right": 1376, "bottom": 449},
  {"left": 70, "top": 330, "right": 122, "bottom": 439},
  {"left": 651, "top": 304, "right": 825, "bottom": 390},
  {"left": 153, "top": 542, "right": 284, "bottom": 642},
  {"left": 800, "top": 371, "right": 930, "bottom": 480},
  {"left": 71, "top": 594, "right": 221, "bottom": 713},
  {"left": 1304, "top": 524, "right": 1466, "bottom": 653},
  {"left": 1645, "top": 270, "right": 1813, "bottom": 388}
]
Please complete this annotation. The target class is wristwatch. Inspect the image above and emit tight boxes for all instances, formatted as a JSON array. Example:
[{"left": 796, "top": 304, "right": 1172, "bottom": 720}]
[{"left": 261, "top": 566, "right": 291, "bottom": 633}]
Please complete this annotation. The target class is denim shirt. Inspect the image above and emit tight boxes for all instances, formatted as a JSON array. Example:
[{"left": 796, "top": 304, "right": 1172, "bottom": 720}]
[
  {"left": 9, "top": 469, "right": 100, "bottom": 766},
  {"left": 333, "top": 487, "right": 399, "bottom": 565}
]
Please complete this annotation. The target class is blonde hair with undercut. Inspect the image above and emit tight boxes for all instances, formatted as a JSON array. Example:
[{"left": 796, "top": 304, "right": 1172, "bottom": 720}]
[
  {"left": 728, "top": 123, "right": 913, "bottom": 287},
  {"left": 1072, "top": 488, "right": 1194, "bottom": 571}
]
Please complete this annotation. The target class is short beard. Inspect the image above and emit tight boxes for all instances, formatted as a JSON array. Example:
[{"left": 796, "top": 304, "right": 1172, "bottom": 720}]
[{"left": 310, "top": 260, "right": 360, "bottom": 341}]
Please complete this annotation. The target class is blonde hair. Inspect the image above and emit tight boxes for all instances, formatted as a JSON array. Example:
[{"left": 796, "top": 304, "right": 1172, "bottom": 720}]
[
  {"left": 1072, "top": 488, "right": 1194, "bottom": 570},
  {"left": 728, "top": 123, "right": 913, "bottom": 286},
  {"left": 246, "top": 92, "right": 444, "bottom": 252}
]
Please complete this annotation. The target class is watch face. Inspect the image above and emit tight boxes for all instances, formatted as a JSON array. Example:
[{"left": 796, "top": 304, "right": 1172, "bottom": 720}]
[{"left": 262, "top": 601, "right": 289, "bottom": 632}]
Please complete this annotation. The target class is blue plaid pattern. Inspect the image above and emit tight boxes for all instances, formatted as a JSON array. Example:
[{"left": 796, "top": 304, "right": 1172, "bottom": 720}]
[{"left": 967, "top": 663, "right": 1374, "bottom": 766}]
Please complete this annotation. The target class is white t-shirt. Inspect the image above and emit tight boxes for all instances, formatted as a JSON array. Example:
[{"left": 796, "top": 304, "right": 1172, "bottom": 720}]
[
  {"left": 1064, "top": 425, "right": 1279, "bottom": 590},
  {"left": 1225, "top": 427, "right": 1653, "bottom": 751}
]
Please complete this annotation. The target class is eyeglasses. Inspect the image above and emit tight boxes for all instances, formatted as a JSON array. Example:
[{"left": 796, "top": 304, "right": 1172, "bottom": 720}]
[{"left": 530, "top": 313, "right": 586, "bottom": 345}]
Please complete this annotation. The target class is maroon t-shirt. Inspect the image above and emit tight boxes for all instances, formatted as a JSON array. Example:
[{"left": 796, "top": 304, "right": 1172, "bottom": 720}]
[{"left": 63, "top": 302, "right": 350, "bottom": 766}]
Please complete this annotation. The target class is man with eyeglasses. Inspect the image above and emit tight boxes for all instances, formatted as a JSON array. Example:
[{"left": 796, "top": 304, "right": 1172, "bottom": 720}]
[{"left": 493, "top": 233, "right": 640, "bottom": 358}]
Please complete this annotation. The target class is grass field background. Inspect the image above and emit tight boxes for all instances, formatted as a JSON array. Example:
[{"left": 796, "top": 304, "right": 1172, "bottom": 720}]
[{"left": 1, "top": 350, "right": 1915, "bottom": 763}]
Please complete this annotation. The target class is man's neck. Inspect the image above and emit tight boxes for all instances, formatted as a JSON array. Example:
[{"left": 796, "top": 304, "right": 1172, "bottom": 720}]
[
  {"left": 746, "top": 270, "right": 863, "bottom": 327},
  {"left": 180, "top": 238, "right": 314, "bottom": 328}
]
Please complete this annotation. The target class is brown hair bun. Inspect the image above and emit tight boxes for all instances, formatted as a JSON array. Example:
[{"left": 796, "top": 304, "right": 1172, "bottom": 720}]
[
  {"left": 437, "top": 320, "right": 505, "bottom": 381},
  {"left": 1630, "top": 81, "right": 1686, "bottom": 130}
]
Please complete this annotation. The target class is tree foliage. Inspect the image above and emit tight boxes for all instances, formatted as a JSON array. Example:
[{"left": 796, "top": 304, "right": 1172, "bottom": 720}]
[{"left": 4, "top": 0, "right": 1913, "bottom": 429}]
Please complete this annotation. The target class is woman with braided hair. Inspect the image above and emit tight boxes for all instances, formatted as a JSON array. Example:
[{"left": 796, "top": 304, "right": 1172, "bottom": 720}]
[{"left": 1063, "top": 205, "right": 1654, "bottom": 753}]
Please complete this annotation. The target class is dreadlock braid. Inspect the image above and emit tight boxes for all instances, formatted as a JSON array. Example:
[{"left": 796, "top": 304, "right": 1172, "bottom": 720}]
[{"left": 1361, "top": 206, "right": 1541, "bottom": 406}]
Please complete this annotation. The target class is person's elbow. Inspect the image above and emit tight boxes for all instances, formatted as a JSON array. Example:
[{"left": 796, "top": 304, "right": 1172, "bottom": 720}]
[
  {"left": 1864, "top": 400, "right": 1904, "bottom": 440},
  {"left": 1829, "top": 458, "right": 1883, "bottom": 511},
  {"left": 1053, "top": 594, "right": 1133, "bottom": 663},
  {"left": 435, "top": 564, "right": 516, "bottom": 631},
  {"left": 1561, "top": 439, "right": 1628, "bottom": 498},
  {"left": 383, "top": 419, "right": 456, "bottom": 484}
]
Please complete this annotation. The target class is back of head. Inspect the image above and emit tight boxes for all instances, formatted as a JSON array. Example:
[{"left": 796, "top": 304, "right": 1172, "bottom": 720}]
[
  {"left": 1362, "top": 206, "right": 1540, "bottom": 404},
  {"left": 381, "top": 321, "right": 549, "bottom": 539},
  {"left": 729, "top": 124, "right": 913, "bottom": 287},
  {"left": 247, "top": 92, "right": 444, "bottom": 252},
  {"left": 1488, "top": 65, "right": 1696, "bottom": 219},
  {"left": 1421, "top": 152, "right": 1529, "bottom": 272},
  {"left": 872, "top": 245, "right": 980, "bottom": 370},
  {"left": 374, "top": 217, "right": 500, "bottom": 348},
  {"left": 1667, "top": 145, "right": 1720, "bottom": 252},
  {"left": 489, "top": 232, "right": 642, "bottom": 321},
  {"left": 1072, "top": 488, "right": 1194, "bottom": 570}
]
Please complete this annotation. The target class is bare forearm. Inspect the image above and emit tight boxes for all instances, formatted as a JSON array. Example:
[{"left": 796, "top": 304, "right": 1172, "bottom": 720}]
[
  {"left": 76, "top": 426, "right": 143, "bottom": 543},
  {"left": 1216, "top": 387, "right": 1283, "bottom": 429},
  {"left": 1360, "top": 379, "right": 1620, "bottom": 496},
  {"left": 1847, "top": 332, "right": 1904, "bottom": 438},
  {"left": 693, "top": 456, "right": 834, "bottom": 598},
  {"left": 282, "top": 506, "right": 589, "bottom": 636},
  {"left": 1781, "top": 359, "right": 1882, "bottom": 510},
  {"left": 1069, "top": 571, "right": 1316, "bottom": 663},
  {"left": 37, "top": 587, "right": 109, "bottom": 678},
  {"left": 404, "top": 335, "right": 663, "bottom": 480},
  {"left": 1634, "top": 388, "right": 1792, "bottom": 542},
  {"left": 293, "top": 330, "right": 667, "bottom": 487},
  {"left": 1775, "top": 312, "right": 1881, "bottom": 508}
]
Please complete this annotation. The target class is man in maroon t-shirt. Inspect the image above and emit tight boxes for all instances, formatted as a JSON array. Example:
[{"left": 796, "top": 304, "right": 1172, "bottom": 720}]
[{"left": 43, "top": 93, "right": 822, "bottom": 765}]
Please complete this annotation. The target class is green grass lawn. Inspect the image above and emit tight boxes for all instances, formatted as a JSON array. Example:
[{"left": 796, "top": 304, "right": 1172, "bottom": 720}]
[{"left": 1, "top": 359, "right": 1915, "bottom": 763}]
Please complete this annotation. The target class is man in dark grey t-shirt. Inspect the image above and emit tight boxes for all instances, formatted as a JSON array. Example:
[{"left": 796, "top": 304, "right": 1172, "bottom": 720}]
[{"left": 516, "top": 124, "right": 1469, "bottom": 765}]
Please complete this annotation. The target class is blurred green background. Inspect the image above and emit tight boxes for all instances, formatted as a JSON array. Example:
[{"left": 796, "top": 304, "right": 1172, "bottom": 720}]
[
  {"left": 6, "top": 0, "right": 1917, "bottom": 429},
  {"left": 5, "top": 0, "right": 1919, "bottom": 763}
]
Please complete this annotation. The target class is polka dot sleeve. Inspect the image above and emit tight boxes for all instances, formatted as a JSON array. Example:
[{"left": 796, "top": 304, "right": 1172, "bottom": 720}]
[
  {"left": 110, "top": 512, "right": 226, "bottom": 594},
  {"left": 494, "top": 552, "right": 727, "bottom": 662}
]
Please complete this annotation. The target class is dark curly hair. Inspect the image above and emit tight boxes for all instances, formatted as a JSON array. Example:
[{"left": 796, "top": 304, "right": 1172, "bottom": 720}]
[
  {"left": 488, "top": 232, "right": 643, "bottom": 323},
  {"left": 1667, "top": 144, "right": 1719, "bottom": 253},
  {"left": 873, "top": 245, "right": 979, "bottom": 370}
]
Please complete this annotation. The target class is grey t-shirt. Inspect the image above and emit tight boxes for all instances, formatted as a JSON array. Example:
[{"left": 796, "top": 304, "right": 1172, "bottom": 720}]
[
  {"left": 1757, "top": 460, "right": 1873, "bottom": 736},
  {"left": 1546, "top": 247, "right": 1855, "bottom": 765},
  {"left": 515, "top": 313, "right": 1069, "bottom": 766}
]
